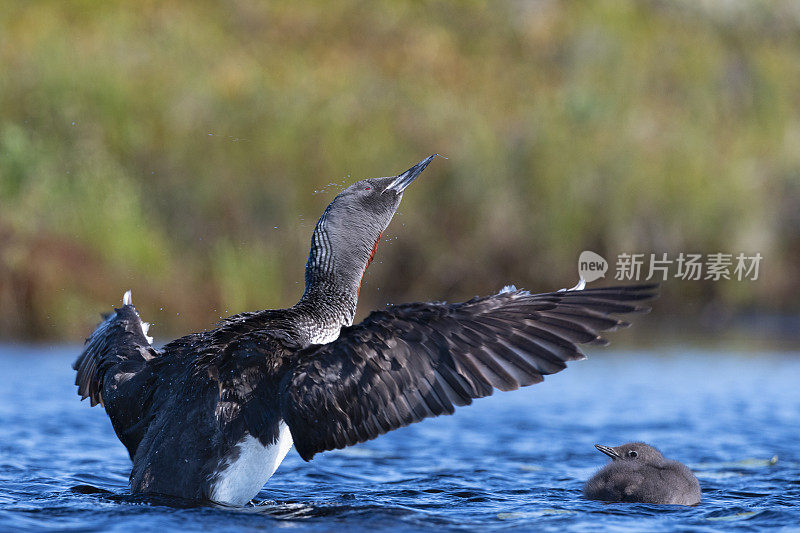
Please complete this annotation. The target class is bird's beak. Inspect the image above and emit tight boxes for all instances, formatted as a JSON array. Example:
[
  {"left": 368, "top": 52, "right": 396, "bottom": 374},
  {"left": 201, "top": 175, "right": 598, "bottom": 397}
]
[
  {"left": 385, "top": 154, "right": 438, "bottom": 193},
  {"left": 595, "top": 444, "right": 622, "bottom": 460}
]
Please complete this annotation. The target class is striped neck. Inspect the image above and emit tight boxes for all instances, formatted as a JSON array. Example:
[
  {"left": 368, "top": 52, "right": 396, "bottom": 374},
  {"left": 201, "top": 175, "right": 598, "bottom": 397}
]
[
  {"left": 292, "top": 285, "right": 356, "bottom": 345},
  {"left": 293, "top": 206, "right": 359, "bottom": 344}
]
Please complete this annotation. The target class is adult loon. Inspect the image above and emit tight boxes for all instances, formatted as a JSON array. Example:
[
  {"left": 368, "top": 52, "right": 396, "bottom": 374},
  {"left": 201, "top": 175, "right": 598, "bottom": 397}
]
[{"left": 74, "top": 155, "right": 656, "bottom": 505}]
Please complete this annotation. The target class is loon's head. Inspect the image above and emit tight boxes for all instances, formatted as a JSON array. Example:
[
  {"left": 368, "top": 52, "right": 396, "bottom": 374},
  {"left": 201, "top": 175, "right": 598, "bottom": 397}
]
[
  {"left": 304, "top": 155, "right": 438, "bottom": 298},
  {"left": 595, "top": 442, "right": 666, "bottom": 465}
]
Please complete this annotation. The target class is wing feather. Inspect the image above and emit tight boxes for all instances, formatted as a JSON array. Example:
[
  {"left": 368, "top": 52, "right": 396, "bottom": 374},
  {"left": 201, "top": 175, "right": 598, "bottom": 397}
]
[
  {"left": 73, "top": 301, "right": 159, "bottom": 458},
  {"left": 281, "top": 284, "right": 657, "bottom": 461}
]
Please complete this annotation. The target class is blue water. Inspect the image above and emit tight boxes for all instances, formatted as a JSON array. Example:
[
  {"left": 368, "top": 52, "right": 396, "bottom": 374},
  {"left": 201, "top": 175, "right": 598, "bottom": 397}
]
[{"left": 0, "top": 345, "right": 798, "bottom": 531}]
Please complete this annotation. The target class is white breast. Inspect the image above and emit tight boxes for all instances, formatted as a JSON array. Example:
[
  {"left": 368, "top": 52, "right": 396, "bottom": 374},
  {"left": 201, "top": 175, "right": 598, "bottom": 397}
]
[{"left": 209, "top": 422, "right": 294, "bottom": 506}]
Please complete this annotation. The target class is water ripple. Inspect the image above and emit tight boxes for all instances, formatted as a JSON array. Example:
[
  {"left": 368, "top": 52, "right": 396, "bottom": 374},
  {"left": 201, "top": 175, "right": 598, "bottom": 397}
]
[{"left": 0, "top": 347, "right": 798, "bottom": 531}]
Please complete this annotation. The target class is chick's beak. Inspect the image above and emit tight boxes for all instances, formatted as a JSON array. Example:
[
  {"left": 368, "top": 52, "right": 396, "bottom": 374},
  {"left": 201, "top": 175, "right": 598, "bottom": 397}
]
[
  {"left": 595, "top": 444, "right": 622, "bottom": 460},
  {"left": 385, "top": 154, "right": 438, "bottom": 193}
]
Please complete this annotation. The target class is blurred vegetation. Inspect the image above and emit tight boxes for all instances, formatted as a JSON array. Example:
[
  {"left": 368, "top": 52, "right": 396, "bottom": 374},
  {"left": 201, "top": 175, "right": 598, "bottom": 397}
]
[{"left": 1, "top": 0, "right": 798, "bottom": 341}]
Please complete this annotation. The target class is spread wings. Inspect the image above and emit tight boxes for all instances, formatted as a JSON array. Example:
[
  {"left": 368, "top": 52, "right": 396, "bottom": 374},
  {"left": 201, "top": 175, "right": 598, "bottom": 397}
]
[
  {"left": 74, "top": 300, "right": 157, "bottom": 407},
  {"left": 73, "top": 295, "right": 159, "bottom": 458},
  {"left": 280, "top": 284, "right": 657, "bottom": 460}
]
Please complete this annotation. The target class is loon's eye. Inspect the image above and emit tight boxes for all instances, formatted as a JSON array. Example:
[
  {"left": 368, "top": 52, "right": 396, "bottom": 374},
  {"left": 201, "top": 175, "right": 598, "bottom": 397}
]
[
  {"left": 627, "top": 450, "right": 638, "bottom": 458},
  {"left": 364, "top": 187, "right": 372, "bottom": 191}
]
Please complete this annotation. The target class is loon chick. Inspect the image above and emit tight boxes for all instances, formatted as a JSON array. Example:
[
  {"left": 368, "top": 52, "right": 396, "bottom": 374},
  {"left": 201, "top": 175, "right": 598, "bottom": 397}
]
[
  {"left": 584, "top": 442, "right": 701, "bottom": 506},
  {"left": 74, "top": 155, "right": 657, "bottom": 506}
]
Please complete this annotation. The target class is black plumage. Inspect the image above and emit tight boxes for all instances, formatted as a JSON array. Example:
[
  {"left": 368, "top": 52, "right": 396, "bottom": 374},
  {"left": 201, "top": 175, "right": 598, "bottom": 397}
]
[
  {"left": 280, "top": 286, "right": 656, "bottom": 461},
  {"left": 74, "top": 155, "right": 657, "bottom": 505}
]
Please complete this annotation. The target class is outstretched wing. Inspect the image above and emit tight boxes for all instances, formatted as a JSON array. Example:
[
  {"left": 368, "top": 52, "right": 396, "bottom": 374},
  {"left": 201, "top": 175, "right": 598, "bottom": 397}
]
[
  {"left": 280, "top": 284, "right": 657, "bottom": 461},
  {"left": 74, "top": 291, "right": 159, "bottom": 458}
]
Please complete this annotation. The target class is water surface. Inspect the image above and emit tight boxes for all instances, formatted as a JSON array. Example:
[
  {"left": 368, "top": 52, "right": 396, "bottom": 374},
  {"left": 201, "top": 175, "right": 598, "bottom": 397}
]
[{"left": 0, "top": 345, "right": 797, "bottom": 531}]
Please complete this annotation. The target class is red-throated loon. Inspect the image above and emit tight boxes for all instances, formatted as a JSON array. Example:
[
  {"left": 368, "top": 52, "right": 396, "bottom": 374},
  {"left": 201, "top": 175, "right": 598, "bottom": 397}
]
[{"left": 74, "top": 155, "right": 657, "bottom": 505}]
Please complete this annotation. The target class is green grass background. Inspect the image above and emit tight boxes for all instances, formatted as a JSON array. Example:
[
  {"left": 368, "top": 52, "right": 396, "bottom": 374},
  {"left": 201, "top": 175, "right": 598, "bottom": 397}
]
[{"left": 1, "top": 1, "right": 798, "bottom": 341}]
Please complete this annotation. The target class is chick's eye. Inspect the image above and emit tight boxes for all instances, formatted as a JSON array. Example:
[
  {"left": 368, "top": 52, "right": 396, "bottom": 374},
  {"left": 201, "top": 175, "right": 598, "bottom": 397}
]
[{"left": 627, "top": 450, "right": 638, "bottom": 458}]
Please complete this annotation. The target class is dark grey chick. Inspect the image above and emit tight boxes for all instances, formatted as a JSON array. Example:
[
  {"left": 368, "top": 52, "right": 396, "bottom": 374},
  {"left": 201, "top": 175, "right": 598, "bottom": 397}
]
[{"left": 584, "top": 442, "right": 701, "bottom": 506}]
